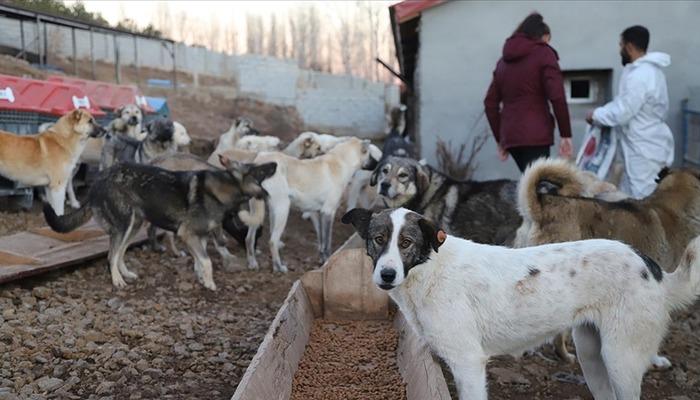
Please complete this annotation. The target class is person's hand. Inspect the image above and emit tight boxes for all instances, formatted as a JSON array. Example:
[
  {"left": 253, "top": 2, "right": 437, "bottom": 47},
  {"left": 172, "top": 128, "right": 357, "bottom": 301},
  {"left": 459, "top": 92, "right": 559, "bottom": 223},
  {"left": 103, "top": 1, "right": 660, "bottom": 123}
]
[
  {"left": 497, "top": 145, "right": 508, "bottom": 162},
  {"left": 585, "top": 110, "right": 595, "bottom": 125},
  {"left": 559, "top": 137, "right": 573, "bottom": 159}
]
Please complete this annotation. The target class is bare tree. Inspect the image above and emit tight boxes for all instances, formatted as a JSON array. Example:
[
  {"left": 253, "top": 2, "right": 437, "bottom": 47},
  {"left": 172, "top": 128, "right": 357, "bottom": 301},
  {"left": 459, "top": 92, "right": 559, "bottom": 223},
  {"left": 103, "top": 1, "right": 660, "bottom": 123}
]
[
  {"left": 176, "top": 11, "right": 190, "bottom": 44},
  {"left": 279, "top": 18, "right": 288, "bottom": 59},
  {"left": 267, "top": 14, "right": 278, "bottom": 57},
  {"left": 208, "top": 16, "right": 221, "bottom": 52},
  {"left": 154, "top": 2, "right": 172, "bottom": 39},
  {"left": 337, "top": 11, "right": 353, "bottom": 74},
  {"left": 224, "top": 25, "right": 238, "bottom": 55},
  {"left": 307, "top": 4, "right": 321, "bottom": 69},
  {"left": 246, "top": 14, "right": 264, "bottom": 54}
]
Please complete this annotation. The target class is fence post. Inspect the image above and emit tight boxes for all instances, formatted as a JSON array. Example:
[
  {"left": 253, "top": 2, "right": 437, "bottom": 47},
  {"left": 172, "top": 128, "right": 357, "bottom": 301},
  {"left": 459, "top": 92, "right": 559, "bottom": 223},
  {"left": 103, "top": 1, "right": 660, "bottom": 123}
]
[
  {"left": 133, "top": 34, "right": 139, "bottom": 86},
  {"left": 71, "top": 27, "right": 77, "bottom": 76},
  {"left": 35, "top": 16, "right": 41, "bottom": 66},
  {"left": 89, "top": 27, "right": 96, "bottom": 80},
  {"left": 19, "top": 19, "right": 25, "bottom": 60},
  {"left": 113, "top": 34, "right": 121, "bottom": 84},
  {"left": 42, "top": 19, "right": 48, "bottom": 65},
  {"left": 172, "top": 42, "right": 177, "bottom": 92}
]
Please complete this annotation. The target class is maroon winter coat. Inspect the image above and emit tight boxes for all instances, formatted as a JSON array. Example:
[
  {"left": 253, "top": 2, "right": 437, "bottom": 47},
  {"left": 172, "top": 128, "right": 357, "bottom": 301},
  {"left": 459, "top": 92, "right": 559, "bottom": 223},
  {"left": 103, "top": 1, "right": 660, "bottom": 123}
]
[{"left": 484, "top": 33, "right": 572, "bottom": 150}]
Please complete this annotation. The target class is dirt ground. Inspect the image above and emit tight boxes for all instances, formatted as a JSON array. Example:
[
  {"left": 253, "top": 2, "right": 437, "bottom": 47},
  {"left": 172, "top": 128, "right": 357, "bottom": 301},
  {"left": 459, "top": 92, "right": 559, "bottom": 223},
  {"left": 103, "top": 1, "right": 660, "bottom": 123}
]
[{"left": 0, "top": 210, "right": 354, "bottom": 400}]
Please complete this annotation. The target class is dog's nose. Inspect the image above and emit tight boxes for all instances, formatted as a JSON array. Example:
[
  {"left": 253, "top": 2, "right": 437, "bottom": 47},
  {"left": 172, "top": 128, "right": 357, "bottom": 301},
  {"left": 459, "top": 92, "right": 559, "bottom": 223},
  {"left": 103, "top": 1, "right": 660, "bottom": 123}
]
[
  {"left": 380, "top": 268, "right": 396, "bottom": 283},
  {"left": 380, "top": 182, "right": 391, "bottom": 195}
]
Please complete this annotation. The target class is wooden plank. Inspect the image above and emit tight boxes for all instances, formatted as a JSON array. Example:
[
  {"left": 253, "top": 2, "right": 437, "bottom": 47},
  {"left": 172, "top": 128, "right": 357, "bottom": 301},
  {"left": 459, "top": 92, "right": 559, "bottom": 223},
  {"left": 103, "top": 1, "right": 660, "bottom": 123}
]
[
  {"left": 394, "top": 312, "right": 451, "bottom": 400},
  {"left": 0, "top": 250, "right": 41, "bottom": 266},
  {"left": 231, "top": 281, "right": 314, "bottom": 400},
  {"left": 299, "top": 270, "right": 323, "bottom": 318},
  {"left": 323, "top": 248, "right": 388, "bottom": 320},
  {"left": 0, "top": 228, "right": 148, "bottom": 285}
]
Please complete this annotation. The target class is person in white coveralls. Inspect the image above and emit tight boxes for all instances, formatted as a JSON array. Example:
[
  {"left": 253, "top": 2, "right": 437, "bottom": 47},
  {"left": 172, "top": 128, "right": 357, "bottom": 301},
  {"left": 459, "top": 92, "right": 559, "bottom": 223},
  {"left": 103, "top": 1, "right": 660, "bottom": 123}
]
[{"left": 586, "top": 25, "right": 674, "bottom": 199}]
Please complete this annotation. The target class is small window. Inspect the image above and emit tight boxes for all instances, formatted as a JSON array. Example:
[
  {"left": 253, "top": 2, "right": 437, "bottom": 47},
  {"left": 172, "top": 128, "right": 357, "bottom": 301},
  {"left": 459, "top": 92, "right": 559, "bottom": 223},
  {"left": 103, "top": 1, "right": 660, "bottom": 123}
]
[
  {"left": 570, "top": 80, "right": 590, "bottom": 99},
  {"left": 564, "top": 76, "right": 598, "bottom": 104}
]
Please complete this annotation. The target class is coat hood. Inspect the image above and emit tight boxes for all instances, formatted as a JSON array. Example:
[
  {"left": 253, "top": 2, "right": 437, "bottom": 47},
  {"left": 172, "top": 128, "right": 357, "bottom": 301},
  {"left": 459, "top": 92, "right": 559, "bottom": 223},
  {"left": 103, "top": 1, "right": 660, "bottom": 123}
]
[
  {"left": 635, "top": 52, "right": 671, "bottom": 68},
  {"left": 502, "top": 33, "right": 554, "bottom": 62}
]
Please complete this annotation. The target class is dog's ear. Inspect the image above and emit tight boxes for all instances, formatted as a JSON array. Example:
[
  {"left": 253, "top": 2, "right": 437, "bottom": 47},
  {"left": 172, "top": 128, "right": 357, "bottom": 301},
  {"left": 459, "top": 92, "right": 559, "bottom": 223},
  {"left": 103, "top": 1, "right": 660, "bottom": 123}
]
[
  {"left": 248, "top": 162, "right": 277, "bottom": 183},
  {"left": 370, "top": 163, "right": 382, "bottom": 186},
  {"left": 115, "top": 105, "right": 126, "bottom": 118},
  {"left": 303, "top": 137, "right": 313, "bottom": 148},
  {"left": 418, "top": 218, "right": 446, "bottom": 253},
  {"left": 71, "top": 109, "right": 84, "bottom": 122},
  {"left": 655, "top": 167, "right": 671, "bottom": 183},
  {"left": 415, "top": 164, "right": 430, "bottom": 193},
  {"left": 536, "top": 179, "right": 561, "bottom": 195},
  {"left": 341, "top": 208, "right": 373, "bottom": 240},
  {"left": 218, "top": 154, "right": 235, "bottom": 169}
]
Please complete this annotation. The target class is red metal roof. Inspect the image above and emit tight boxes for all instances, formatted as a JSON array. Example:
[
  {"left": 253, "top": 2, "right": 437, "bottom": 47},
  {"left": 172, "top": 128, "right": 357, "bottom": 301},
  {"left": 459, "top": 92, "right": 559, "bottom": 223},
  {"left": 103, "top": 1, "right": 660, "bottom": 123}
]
[
  {"left": 0, "top": 74, "right": 105, "bottom": 116},
  {"left": 47, "top": 76, "right": 154, "bottom": 113},
  {"left": 391, "top": 0, "right": 445, "bottom": 23}
]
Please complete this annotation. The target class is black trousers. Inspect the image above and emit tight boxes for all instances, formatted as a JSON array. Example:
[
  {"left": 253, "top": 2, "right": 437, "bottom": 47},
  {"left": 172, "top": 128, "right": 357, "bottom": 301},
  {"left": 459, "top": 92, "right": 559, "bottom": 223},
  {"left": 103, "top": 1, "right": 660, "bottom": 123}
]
[{"left": 509, "top": 145, "right": 550, "bottom": 173}]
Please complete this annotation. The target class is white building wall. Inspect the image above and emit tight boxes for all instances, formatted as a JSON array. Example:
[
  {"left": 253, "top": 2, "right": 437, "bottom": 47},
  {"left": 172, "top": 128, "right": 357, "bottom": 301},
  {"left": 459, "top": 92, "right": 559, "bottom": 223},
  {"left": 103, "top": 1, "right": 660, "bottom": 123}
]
[{"left": 417, "top": 0, "right": 700, "bottom": 180}]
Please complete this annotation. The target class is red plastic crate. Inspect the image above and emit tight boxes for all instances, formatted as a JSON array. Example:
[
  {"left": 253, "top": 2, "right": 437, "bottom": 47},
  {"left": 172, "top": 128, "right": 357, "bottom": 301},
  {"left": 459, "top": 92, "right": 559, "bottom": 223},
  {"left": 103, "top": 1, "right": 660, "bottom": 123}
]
[
  {"left": 48, "top": 75, "right": 154, "bottom": 113},
  {"left": 0, "top": 74, "right": 105, "bottom": 117}
]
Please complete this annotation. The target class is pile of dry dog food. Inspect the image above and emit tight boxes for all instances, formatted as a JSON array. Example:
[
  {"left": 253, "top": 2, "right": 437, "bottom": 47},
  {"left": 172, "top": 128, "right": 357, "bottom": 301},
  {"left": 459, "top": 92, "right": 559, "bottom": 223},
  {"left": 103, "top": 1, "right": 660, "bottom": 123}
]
[{"left": 290, "top": 319, "right": 406, "bottom": 400}]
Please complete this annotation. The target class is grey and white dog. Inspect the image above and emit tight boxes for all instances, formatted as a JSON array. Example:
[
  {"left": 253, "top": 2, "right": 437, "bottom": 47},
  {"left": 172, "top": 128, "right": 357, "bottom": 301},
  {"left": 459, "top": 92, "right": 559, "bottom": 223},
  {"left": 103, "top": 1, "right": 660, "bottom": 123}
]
[
  {"left": 100, "top": 118, "right": 177, "bottom": 169},
  {"left": 370, "top": 156, "right": 521, "bottom": 245},
  {"left": 43, "top": 159, "right": 277, "bottom": 290}
]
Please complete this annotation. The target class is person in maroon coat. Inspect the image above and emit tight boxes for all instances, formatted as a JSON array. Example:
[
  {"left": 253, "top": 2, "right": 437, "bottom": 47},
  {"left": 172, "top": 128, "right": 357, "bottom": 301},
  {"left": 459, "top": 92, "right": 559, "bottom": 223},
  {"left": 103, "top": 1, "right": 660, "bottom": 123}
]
[{"left": 484, "top": 13, "right": 573, "bottom": 172}]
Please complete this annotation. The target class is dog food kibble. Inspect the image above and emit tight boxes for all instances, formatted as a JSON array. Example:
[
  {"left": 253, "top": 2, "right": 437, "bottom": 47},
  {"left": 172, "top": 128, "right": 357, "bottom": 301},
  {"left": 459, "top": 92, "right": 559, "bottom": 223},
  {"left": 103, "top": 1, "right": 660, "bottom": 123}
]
[{"left": 290, "top": 319, "right": 407, "bottom": 400}]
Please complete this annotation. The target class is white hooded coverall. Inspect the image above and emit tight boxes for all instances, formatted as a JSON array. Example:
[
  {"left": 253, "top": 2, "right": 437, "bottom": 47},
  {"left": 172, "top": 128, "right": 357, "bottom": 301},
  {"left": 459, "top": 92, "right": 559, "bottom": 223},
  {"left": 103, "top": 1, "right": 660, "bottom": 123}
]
[{"left": 592, "top": 52, "right": 674, "bottom": 199}]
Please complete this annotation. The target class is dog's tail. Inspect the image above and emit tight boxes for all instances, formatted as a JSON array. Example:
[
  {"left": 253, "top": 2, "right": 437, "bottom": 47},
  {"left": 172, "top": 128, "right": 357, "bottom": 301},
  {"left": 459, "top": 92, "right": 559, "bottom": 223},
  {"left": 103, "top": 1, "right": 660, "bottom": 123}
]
[
  {"left": 517, "top": 158, "right": 585, "bottom": 222},
  {"left": 237, "top": 198, "right": 265, "bottom": 227},
  {"left": 664, "top": 236, "right": 700, "bottom": 312},
  {"left": 43, "top": 203, "right": 93, "bottom": 233}
]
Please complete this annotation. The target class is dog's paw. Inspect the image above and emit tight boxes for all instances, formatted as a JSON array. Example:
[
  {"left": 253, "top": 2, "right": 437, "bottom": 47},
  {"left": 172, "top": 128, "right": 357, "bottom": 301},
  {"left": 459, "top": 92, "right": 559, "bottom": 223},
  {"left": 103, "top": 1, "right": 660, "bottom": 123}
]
[
  {"left": 651, "top": 355, "right": 672, "bottom": 369},
  {"left": 122, "top": 270, "right": 139, "bottom": 280},
  {"left": 274, "top": 264, "right": 289, "bottom": 273},
  {"left": 112, "top": 275, "right": 128, "bottom": 289},
  {"left": 69, "top": 201, "right": 81, "bottom": 209},
  {"left": 152, "top": 244, "right": 167, "bottom": 253},
  {"left": 202, "top": 280, "right": 217, "bottom": 291}
]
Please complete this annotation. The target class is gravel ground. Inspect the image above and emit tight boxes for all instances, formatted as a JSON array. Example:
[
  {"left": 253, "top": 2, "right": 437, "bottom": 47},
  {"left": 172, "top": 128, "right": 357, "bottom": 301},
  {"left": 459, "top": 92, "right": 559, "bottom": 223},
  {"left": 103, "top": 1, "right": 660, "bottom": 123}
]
[
  {"left": 0, "top": 206, "right": 699, "bottom": 400},
  {"left": 0, "top": 210, "right": 354, "bottom": 400}
]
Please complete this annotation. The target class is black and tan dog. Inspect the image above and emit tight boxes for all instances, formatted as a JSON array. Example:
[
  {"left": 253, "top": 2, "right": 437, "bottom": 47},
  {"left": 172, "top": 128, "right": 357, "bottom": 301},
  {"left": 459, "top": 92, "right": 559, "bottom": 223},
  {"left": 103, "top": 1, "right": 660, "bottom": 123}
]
[
  {"left": 371, "top": 156, "right": 521, "bottom": 245},
  {"left": 516, "top": 157, "right": 700, "bottom": 366},
  {"left": 100, "top": 117, "right": 178, "bottom": 169},
  {"left": 43, "top": 158, "right": 276, "bottom": 290}
]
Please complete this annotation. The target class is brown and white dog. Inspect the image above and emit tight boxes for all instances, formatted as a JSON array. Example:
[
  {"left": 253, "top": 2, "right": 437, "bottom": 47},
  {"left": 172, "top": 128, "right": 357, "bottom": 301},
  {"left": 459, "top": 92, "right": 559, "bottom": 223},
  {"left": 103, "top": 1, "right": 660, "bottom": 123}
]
[
  {"left": 515, "top": 158, "right": 700, "bottom": 366},
  {"left": 0, "top": 109, "right": 105, "bottom": 215}
]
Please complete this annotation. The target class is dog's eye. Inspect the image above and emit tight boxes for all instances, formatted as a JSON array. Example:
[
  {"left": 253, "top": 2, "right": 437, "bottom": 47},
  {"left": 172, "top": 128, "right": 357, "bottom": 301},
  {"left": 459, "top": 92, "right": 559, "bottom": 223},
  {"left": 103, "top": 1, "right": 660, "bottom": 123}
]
[
  {"left": 398, "top": 173, "right": 408, "bottom": 180},
  {"left": 374, "top": 236, "right": 385, "bottom": 245},
  {"left": 382, "top": 167, "right": 390, "bottom": 174},
  {"left": 400, "top": 238, "right": 412, "bottom": 249}
]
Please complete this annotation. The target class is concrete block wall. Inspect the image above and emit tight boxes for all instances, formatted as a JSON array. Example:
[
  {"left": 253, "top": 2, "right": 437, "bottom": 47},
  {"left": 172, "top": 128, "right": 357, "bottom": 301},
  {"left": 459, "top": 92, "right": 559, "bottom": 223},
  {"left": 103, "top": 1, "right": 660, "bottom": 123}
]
[{"left": 0, "top": 16, "right": 399, "bottom": 138}]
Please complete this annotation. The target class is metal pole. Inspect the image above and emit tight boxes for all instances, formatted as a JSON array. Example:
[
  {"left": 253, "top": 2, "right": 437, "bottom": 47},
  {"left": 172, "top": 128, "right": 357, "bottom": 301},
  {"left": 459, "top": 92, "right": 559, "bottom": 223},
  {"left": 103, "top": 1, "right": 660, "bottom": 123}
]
[
  {"left": 133, "top": 35, "right": 139, "bottom": 86},
  {"left": 89, "top": 27, "right": 96, "bottom": 80},
  {"left": 35, "top": 16, "right": 41, "bottom": 66},
  {"left": 172, "top": 42, "right": 177, "bottom": 92},
  {"left": 19, "top": 20, "right": 26, "bottom": 60},
  {"left": 113, "top": 34, "right": 121, "bottom": 84},
  {"left": 71, "top": 27, "right": 77, "bottom": 76},
  {"left": 42, "top": 19, "right": 48, "bottom": 65}
]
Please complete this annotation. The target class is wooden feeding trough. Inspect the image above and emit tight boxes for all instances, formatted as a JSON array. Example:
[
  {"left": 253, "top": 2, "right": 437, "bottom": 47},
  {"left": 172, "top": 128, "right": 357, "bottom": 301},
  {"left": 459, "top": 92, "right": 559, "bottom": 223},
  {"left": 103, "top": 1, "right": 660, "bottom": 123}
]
[{"left": 231, "top": 234, "right": 451, "bottom": 400}]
